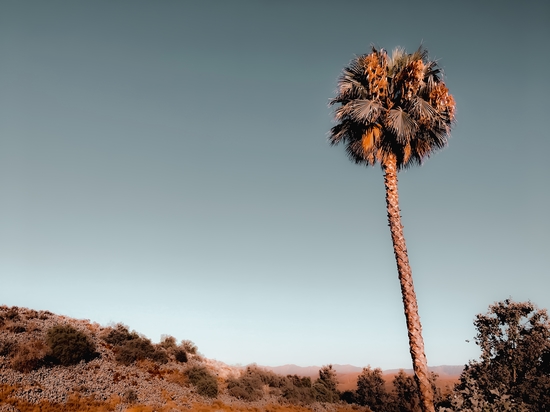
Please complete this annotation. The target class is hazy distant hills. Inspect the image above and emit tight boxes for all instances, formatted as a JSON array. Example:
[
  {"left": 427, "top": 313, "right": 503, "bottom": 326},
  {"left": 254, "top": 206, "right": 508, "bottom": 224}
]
[{"left": 260, "top": 364, "right": 464, "bottom": 378}]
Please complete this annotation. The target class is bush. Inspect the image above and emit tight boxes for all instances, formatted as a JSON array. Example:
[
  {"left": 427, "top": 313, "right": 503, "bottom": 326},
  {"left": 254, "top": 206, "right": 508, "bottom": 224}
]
[
  {"left": 0, "top": 338, "right": 15, "bottom": 357},
  {"left": 115, "top": 338, "right": 156, "bottom": 365},
  {"left": 10, "top": 339, "right": 48, "bottom": 372},
  {"left": 173, "top": 348, "right": 188, "bottom": 363},
  {"left": 102, "top": 324, "right": 139, "bottom": 346},
  {"left": 181, "top": 339, "right": 198, "bottom": 355},
  {"left": 227, "top": 373, "right": 264, "bottom": 401},
  {"left": 281, "top": 375, "right": 315, "bottom": 404},
  {"left": 46, "top": 325, "right": 98, "bottom": 366},
  {"left": 103, "top": 325, "right": 168, "bottom": 365},
  {"left": 227, "top": 365, "right": 288, "bottom": 401},
  {"left": 187, "top": 366, "right": 218, "bottom": 398}
]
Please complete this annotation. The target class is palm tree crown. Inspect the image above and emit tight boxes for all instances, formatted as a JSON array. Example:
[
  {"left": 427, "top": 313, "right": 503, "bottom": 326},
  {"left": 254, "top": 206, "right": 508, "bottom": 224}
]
[{"left": 329, "top": 46, "right": 455, "bottom": 169}]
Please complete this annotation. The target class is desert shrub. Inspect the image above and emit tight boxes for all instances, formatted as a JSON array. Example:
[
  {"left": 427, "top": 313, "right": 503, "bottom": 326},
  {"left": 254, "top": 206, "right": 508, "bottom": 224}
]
[
  {"left": 173, "top": 348, "right": 188, "bottom": 363},
  {"left": 149, "top": 346, "right": 168, "bottom": 364},
  {"left": 115, "top": 338, "right": 155, "bottom": 365},
  {"left": 158, "top": 335, "right": 190, "bottom": 363},
  {"left": 0, "top": 339, "right": 16, "bottom": 357},
  {"left": 181, "top": 339, "right": 198, "bottom": 355},
  {"left": 186, "top": 366, "right": 218, "bottom": 398},
  {"left": 102, "top": 324, "right": 139, "bottom": 346},
  {"left": 227, "top": 365, "right": 287, "bottom": 401},
  {"left": 159, "top": 335, "right": 177, "bottom": 349},
  {"left": 10, "top": 339, "right": 48, "bottom": 372},
  {"left": 227, "top": 373, "right": 264, "bottom": 401},
  {"left": 26, "top": 309, "right": 39, "bottom": 319},
  {"left": 281, "top": 375, "right": 315, "bottom": 404},
  {"left": 113, "top": 336, "right": 168, "bottom": 366},
  {"left": 4, "top": 307, "right": 20, "bottom": 321},
  {"left": 46, "top": 325, "right": 98, "bottom": 366}
]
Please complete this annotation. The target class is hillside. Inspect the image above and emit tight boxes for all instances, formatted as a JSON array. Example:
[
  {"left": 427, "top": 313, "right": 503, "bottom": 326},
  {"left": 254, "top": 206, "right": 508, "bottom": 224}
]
[
  {"left": 0, "top": 305, "right": 463, "bottom": 411},
  {"left": 0, "top": 305, "right": 368, "bottom": 412}
]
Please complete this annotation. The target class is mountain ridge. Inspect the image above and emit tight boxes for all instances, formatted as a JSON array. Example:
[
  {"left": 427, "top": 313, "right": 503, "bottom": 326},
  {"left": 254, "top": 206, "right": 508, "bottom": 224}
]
[{"left": 255, "top": 363, "right": 464, "bottom": 378}]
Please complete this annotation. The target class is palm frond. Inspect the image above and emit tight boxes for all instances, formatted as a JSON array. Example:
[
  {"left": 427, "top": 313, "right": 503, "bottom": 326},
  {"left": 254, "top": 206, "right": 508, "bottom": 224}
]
[
  {"left": 348, "top": 99, "right": 383, "bottom": 123},
  {"left": 408, "top": 96, "right": 439, "bottom": 126},
  {"left": 385, "top": 108, "right": 418, "bottom": 144}
]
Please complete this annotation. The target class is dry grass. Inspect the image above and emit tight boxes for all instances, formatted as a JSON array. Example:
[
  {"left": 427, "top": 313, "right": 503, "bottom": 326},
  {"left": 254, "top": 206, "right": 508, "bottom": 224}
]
[{"left": 1, "top": 385, "right": 366, "bottom": 412}]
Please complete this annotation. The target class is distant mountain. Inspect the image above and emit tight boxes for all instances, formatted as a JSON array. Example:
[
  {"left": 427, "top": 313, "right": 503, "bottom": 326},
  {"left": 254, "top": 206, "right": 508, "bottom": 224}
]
[
  {"left": 259, "top": 363, "right": 464, "bottom": 378},
  {"left": 259, "top": 364, "right": 363, "bottom": 377},
  {"left": 385, "top": 364, "right": 464, "bottom": 377}
]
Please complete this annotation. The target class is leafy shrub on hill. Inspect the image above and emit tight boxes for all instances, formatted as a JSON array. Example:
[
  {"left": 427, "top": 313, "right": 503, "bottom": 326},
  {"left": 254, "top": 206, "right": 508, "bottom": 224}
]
[
  {"left": 173, "top": 348, "right": 188, "bottom": 363},
  {"left": 159, "top": 335, "right": 192, "bottom": 363},
  {"left": 181, "top": 339, "right": 198, "bottom": 355},
  {"left": 187, "top": 366, "right": 219, "bottom": 398},
  {"left": 10, "top": 339, "right": 49, "bottom": 372},
  {"left": 115, "top": 337, "right": 167, "bottom": 365},
  {"left": 159, "top": 335, "right": 177, "bottom": 349},
  {"left": 46, "top": 325, "right": 98, "bottom": 366},
  {"left": 0, "top": 338, "right": 15, "bottom": 357},
  {"left": 102, "top": 323, "right": 139, "bottom": 346},
  {"left": 102, "top": 324, "right": 168, "bottom": 365}
]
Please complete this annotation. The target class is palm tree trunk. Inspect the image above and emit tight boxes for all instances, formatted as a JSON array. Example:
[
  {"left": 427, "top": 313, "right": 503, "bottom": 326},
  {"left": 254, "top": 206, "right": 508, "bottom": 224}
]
[{"left": 383, "top": 154, "right": 435, "bottom": 412}]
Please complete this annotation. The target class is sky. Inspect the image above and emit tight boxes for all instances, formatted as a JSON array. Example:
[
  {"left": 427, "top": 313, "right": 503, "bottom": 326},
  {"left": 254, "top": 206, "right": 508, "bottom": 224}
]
[{"left": 1, "top": 1, "right": 549, "bottom": 371}]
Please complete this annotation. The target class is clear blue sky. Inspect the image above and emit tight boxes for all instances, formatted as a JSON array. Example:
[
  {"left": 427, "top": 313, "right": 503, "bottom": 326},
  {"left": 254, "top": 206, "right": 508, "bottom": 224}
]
[{"left": 1, "top": 1, "right": 549, "bottom": 370}]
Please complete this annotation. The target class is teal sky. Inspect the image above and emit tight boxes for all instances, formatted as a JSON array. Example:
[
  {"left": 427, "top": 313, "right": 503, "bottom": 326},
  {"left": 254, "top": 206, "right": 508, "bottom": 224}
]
[{"left": 1, "top": 1, "right": 549, "bottom": 370}]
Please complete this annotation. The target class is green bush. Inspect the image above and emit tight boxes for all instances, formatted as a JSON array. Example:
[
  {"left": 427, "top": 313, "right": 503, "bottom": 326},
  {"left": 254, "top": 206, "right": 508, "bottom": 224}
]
[
  {"left": 102, "top": 324, "right": 139, "bottom": 346},
  {"left": 227, "top": 373, "right": 264, "bottom": 401},
  {"left": 187, "top": 366, "right": 218, "bottom": 398},
  {"left": 46, "top": 325, "right": 98, "bottom": 366},
  {"left": 281, "top": 375, "right": 315, "bottom": 404},
  {"left": 115, "top": 338, "right": 156, "bottom": 365}
]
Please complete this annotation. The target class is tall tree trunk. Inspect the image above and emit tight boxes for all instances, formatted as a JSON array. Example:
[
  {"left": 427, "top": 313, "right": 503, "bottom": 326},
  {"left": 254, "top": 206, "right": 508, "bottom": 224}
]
[{"left": 383, "top": 154, "right": 435, "bottom": 412}]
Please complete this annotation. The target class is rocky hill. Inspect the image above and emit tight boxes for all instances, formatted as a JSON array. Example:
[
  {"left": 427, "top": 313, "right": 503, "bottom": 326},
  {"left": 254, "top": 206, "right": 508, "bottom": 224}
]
[{"left": 0, "top": 305, "right": 366, "bottom": 412}]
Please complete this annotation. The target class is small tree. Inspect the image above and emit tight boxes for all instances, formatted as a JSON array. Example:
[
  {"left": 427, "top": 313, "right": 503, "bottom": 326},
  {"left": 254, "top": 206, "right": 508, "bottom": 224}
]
[
  {"left": 446, "top": 299, "right": 550, "bottom": 411},
  {"left": 356, "top": 366, "right": 392, "bottom": 411},
  {"left": 313, "top": 365, "right": 340, "bottom": 403},
  {"left": 392, "top": 370, "right": 421, "bottom": 412}
]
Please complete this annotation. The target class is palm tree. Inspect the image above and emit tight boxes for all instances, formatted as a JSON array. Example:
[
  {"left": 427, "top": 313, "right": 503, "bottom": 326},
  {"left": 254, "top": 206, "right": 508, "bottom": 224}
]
[{"left": 328, "top": 46, "right": 455, "bottom": 412}]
